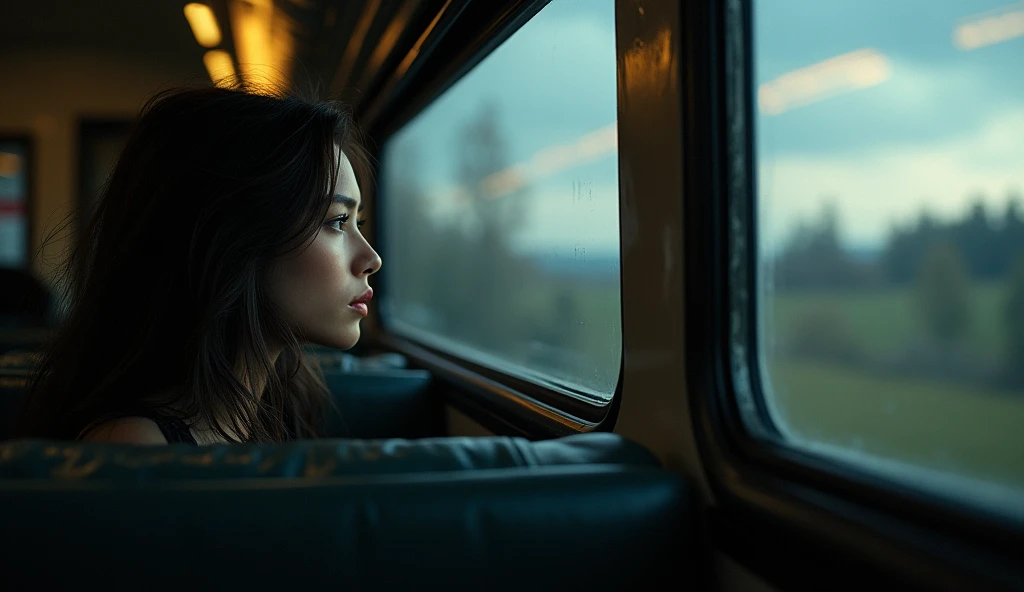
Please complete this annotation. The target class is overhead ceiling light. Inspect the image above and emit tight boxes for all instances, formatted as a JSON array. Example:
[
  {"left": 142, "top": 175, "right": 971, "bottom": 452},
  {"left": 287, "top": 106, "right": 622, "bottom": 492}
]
[
  {"left": 184, "top": 3, "right": 223, "bottom": 48},
  {"left": 481, "top": 123, "right": 618, "bottom": 200},
  {"left": 758, "top": 48, "right": 891, "bottom": 116},
  {"left": 0, "top": 152, "right": 22, "bottom": 179},
  {"left": 229, "top": 0, "right": 294, "bottom": 89},
  {"left": 954, "top": 4, "right": 1024, "bottom": 51},
  {"left": 203, "top": 50, "right": 236, "bottom": 87}
]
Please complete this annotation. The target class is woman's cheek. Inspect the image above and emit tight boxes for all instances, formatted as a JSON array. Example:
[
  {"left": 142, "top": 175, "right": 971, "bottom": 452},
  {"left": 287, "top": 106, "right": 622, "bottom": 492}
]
[{"left": 301, "top": 235, "right": 350, "bottom": 306}]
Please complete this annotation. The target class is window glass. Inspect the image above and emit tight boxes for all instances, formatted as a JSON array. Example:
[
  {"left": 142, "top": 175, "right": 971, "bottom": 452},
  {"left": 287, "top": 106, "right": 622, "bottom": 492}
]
[
  {"left": 380, "top": 0, "right": 620, "bottom": 401},
  {"left": 755, "top": 0, "right": 1024, "bottom": 513},
  {"left": 0, "top": 140, "right": 30, "bottom": 269}
]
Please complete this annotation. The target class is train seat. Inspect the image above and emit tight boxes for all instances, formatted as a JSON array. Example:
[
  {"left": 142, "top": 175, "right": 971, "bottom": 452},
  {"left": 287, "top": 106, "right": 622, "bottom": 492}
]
[
  {"left": 0, "top": 433, "right": 692, "bottom": 590},
  {"left": 0, "top": 350, "right": 442, "bottom": 441}
]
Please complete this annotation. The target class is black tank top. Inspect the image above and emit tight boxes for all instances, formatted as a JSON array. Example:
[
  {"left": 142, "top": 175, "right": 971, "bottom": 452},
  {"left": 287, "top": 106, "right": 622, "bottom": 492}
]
[
  {"left": 79, "top": 410, "right": 198, "bottom": 445},
  {"left": 148, "top": 414, "right": 199, "bottom": 446}
]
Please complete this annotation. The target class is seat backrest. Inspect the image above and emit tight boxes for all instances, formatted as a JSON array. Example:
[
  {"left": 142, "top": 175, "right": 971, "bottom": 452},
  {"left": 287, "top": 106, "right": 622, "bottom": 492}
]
[
  {"left": 0, "top": 350, "right": 34, "bottom": 440},
  {"left": 0, "top": 268, "right": 52, "bottom": 328},
  {"left": 0, "top": 356, "right": 439, "bottom": 441},
  {"left": 0, "top": 433, "right": 693, "bottom": 591},
  {"left": 322, "top": 368, "right": 442, "bottom": 438}
]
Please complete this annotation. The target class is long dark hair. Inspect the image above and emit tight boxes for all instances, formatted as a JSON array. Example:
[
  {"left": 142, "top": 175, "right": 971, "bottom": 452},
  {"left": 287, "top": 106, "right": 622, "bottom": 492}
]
[{"left": 16, "top": 84, "right": 369, "bottom": 443}]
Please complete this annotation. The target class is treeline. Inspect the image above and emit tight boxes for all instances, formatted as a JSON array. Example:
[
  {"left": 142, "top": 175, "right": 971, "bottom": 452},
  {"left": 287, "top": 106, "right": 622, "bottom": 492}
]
[
  {"left": 775, "top": 191, "right": 1024, "bottom": 390},
  {"left": 386, "top": 104, "right": 607, "bottom": 371},
  {"left": 775, "top": 193, "right": 1024, "bottom": 291}
]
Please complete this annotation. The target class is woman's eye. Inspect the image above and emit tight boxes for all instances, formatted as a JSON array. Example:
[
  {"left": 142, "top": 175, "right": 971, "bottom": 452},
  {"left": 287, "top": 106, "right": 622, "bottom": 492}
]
[
  {"left": 327, "top": 214, "right": 349, "bottom": 231},
  {"left": 356, "top": 218, "right": 366, "bottom": 229}
]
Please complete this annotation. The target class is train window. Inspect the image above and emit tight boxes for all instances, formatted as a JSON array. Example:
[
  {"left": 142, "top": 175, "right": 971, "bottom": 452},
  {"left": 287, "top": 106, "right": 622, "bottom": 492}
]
[
  {"left": 0, "top": 139, "right": 31, "bottom": 269},
  {"left": 379, "top": 0, "right": 620, "bottom": 401},
  {"left": 751, "top": 0, "right": 1024, "bottom": 514}
]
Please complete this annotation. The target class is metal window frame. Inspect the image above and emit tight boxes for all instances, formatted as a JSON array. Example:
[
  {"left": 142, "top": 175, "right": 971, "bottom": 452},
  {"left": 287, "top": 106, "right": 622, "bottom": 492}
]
[
  {"left": 685, "top": 0, "right": 1024, "bottom": 588},
  {"left": 365, "top": 0, "right": 623, "bottom": 436}
]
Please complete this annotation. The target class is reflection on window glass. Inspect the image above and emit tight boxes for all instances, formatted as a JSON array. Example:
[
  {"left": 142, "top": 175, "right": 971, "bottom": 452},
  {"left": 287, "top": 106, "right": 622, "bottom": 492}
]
[
  {"left": 755, "top": 1, "right": 1024, "bottom": 512},
  {"left": 0, "top": 141, "right": 30, "bottom": 269},
  {"left": 381, "top": 0, "right": 620, "bottom": 400}
]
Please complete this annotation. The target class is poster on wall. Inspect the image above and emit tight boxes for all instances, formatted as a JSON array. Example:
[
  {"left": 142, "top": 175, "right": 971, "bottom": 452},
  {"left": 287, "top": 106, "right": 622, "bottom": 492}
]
[{"left": 0, "top": 139, "right": 30, "bottom": 269}]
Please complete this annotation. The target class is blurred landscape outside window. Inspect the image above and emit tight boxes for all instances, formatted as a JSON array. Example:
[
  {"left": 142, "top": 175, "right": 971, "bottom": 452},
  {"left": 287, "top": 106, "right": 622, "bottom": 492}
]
[
  {"left": 754, "top": 0, "right": 1024, "bottom": 514},
  {"left": 381, "top": 0, "right": 621, "bottom": 401}
]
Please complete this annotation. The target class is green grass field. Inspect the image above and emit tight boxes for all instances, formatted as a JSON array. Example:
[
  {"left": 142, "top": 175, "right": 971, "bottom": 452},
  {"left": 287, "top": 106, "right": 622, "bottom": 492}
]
[
  {"left": 767, "top": 282, "right": 1023, "bottom": 494},
  {"left": 769, "top": 283, "right": 1008, "bottom": 359},
  {"left": 417, "top": 269, "right": 1024, "bottom": 493},
  {"left": 767, "top": 358, "right": 1024, "bottom": 490},
  {"left": 532, "top": 278, "right": 1024, "bottom": 495}
]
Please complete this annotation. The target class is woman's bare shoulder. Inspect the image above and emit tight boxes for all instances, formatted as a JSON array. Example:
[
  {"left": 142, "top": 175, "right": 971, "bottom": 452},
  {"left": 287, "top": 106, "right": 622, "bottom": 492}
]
[{"left": 80, "top": 417, "right": 169, "bottom": 445}]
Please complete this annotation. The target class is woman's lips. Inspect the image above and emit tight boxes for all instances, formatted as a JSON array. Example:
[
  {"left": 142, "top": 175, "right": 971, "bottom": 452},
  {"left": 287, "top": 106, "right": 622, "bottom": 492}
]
[{"left": 349, "top": 288, "right": 373, "bottom": 316}]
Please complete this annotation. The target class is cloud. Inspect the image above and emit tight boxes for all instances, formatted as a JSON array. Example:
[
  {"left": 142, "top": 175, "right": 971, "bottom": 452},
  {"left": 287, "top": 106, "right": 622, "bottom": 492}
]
[
  {"left": 417, "top": 163, "right": 621, "bottom": 257},
  {"left": 759, "top": 106, "right": 1024, "bottom": 250},
  {"left": 758, "top": 48, "right": 892, "bottom": 116},
  {"left": 512, "top": 178, "right": 621, "bottom": 256},
  {"left": 757, "top": 54, "right": 1022, "bottom": 156}
]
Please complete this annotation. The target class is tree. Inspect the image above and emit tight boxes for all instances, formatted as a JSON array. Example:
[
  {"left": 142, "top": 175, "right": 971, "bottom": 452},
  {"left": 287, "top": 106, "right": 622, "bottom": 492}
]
[
  {"left": 1002, "top": 256, "right": 1024, "bottom": 387},
  {"left": 999, "top": 193, "right": 1024, "bottom": 276},
  {"left": 775, "top": 202, "right": 873, "bottom": 291},
  {"left": 952, "top": 198, "right": 999, "bottom": 280},
  {"left": 915, "top": 243, "right": 972, "bottom": 344},
  {"left": 386, "top": 141, "right": 430, "bottom": 297},
  {"left": 883, "top": 209, "right": 945, "bottom": 285},
  {"left": 443, "top": 104, "right": 534, "bottom": 350},
  {"left": 880, "top": 195, "right": 1024, "bottom": 284}
]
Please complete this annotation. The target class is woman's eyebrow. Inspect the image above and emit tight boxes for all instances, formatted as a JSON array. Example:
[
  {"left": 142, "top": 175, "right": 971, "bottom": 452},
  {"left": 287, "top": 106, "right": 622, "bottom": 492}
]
[{"left": 333, "top": 193, "right": 363, "bottom": 212}]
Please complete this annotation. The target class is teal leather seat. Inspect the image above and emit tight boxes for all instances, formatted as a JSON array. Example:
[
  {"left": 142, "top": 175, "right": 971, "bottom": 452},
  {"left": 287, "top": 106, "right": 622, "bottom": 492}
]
[
  {"left": 0, "top": 433, "right": 692, "bottom": 590},
  {"left": 0, "top": 432, "right": 659, "bottom": 479},
  {"left": 0, "top": 351, "right": 441, "bottom": 440}
]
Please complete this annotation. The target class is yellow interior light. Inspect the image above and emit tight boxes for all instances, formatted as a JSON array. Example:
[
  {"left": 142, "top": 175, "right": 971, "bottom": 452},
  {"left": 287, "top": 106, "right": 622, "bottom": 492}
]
[
  {"left": 0, "top": 152, "right": 22, "bottom": 178},
  {"left": 203, "top": 50, "right": 236, "bottom": 87},
  {"left": 954, "top": 8, "right": 1024, "bottom": 50},
  {"left": 229, "top": 0, "right": 293, "bottom": 89},
  {"left": 480, "top": 123, "right": 618, "bottom": 200},
  {"left": 184, "top": 3, "right": 222, "bottom": 48},
  {"left": 758, "top": 48, "right": 891, "bottom": 116}
]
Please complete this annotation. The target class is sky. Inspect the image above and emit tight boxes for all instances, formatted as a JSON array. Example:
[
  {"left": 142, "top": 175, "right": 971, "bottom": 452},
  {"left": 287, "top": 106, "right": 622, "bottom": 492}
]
[
  {"left": 756, "top": 0, "right": 1024, "bottom": 252},
  {"left": 382, "top": 0, "right": 1024, "bottom": 259},
  {"left": 382, "top": 0, "right": 619, "bottom": 260}
]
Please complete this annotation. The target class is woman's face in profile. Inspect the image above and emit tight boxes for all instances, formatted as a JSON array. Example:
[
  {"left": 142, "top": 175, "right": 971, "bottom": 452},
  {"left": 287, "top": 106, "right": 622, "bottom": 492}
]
[{"left": 267, "top": 148, "right": 382, "bottom": 350}]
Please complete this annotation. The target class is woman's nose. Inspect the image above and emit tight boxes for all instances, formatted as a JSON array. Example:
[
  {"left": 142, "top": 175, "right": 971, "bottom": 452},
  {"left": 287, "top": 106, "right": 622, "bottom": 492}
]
[{"left": 360, "top": 246, "right": 382, "bottom": 277}]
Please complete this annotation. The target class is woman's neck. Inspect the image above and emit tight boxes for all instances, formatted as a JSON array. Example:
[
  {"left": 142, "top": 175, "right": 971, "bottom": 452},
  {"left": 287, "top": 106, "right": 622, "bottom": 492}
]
[
  {"left": 180, "top": 345, "right": 286, "bottom": 444},
  {"left": 236, "top": 344, "right": 283, "bottom": 401}
]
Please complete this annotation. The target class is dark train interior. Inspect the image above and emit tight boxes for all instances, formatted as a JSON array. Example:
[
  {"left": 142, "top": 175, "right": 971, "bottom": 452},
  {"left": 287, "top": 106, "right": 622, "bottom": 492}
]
[{"left": 0, "top": 0, "right": 1022, "bottom": 589}]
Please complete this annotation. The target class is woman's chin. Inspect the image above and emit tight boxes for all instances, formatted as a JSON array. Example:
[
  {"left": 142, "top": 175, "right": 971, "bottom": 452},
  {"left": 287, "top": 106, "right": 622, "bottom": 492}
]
[{"left": 308, "top": 326, "right": 360, "bottom": 351}]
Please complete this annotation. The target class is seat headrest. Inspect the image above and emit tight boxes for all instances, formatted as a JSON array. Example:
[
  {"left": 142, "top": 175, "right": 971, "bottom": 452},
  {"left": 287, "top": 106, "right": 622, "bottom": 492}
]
[{"left": 0, "top": 432, "right": 659, "bottom": 481}]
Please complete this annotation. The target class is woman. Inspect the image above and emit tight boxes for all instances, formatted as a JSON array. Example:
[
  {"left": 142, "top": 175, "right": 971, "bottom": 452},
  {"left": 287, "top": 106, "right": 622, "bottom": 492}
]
[{"left": 15, "top": 85, "right": 382, "bottom": 445}]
